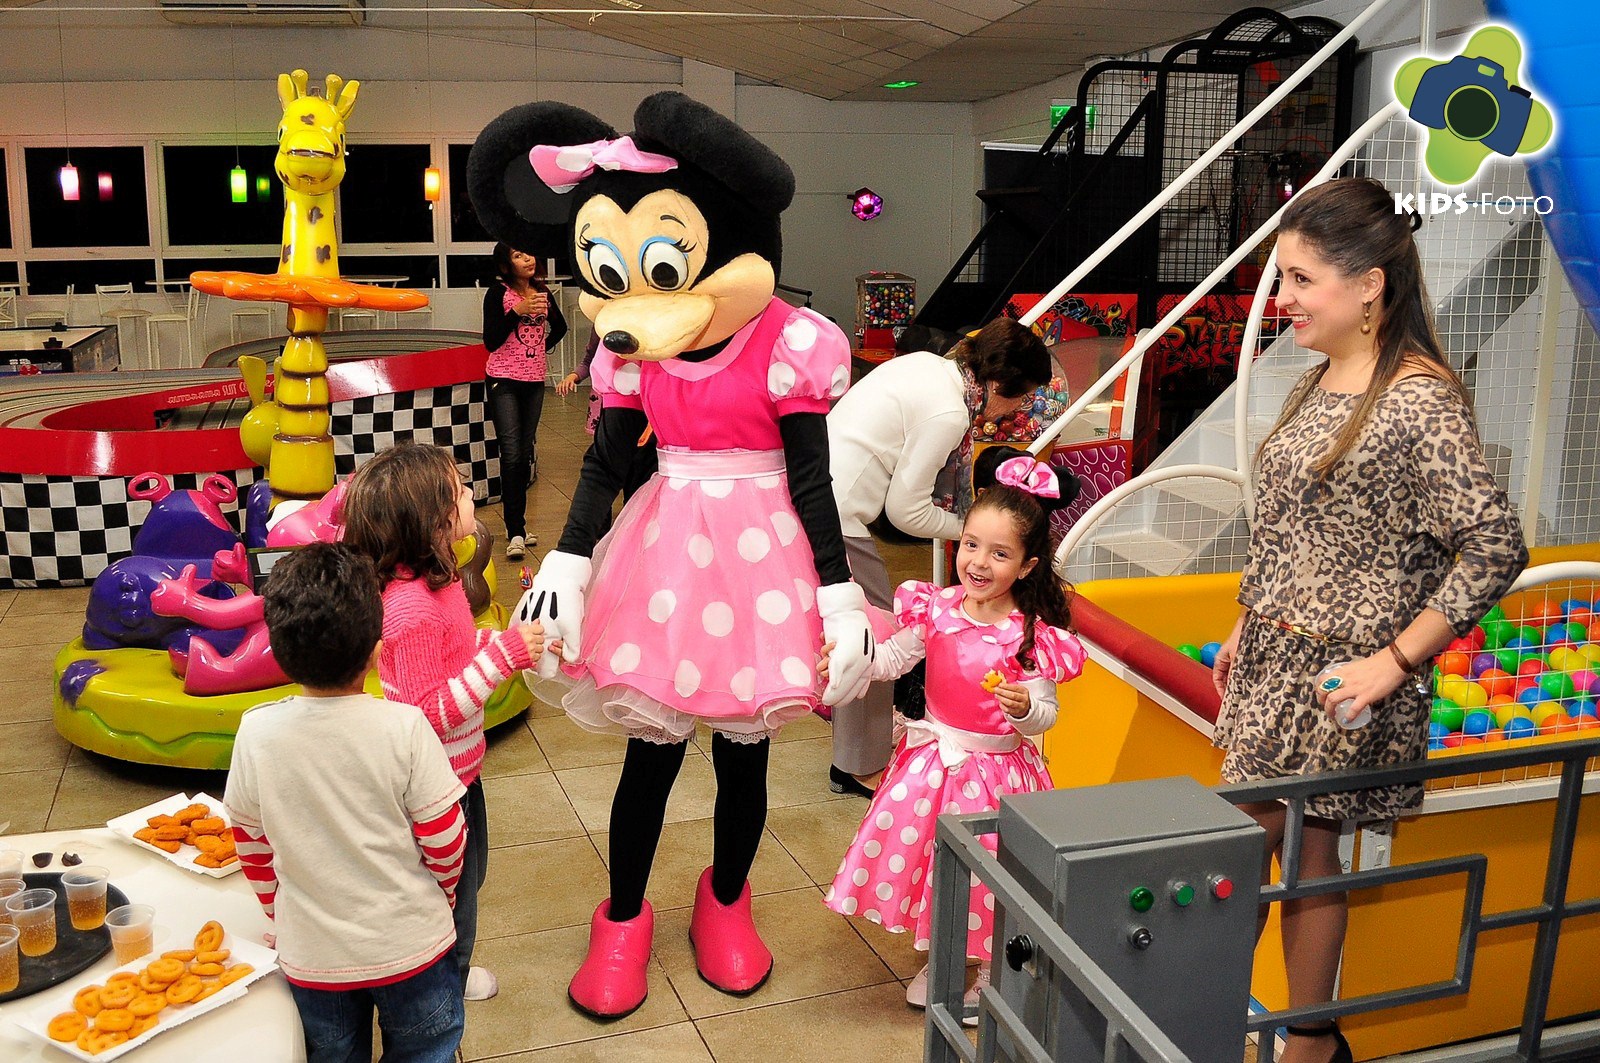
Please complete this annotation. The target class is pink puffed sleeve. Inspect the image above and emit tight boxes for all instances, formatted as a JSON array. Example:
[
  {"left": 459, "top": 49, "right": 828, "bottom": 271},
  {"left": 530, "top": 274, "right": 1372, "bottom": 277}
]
[
  {"left": 589, "top": 345, "right": 645, "bottom": 412},
  {"left": 1028, "top": 624, "right": 1087, "bottom": 684},
  {"left": 765, "top": 306, "right": 852, "bottom": 416},
  {"left": 891, "top": 580, "right": 938, "bottom": 637}
]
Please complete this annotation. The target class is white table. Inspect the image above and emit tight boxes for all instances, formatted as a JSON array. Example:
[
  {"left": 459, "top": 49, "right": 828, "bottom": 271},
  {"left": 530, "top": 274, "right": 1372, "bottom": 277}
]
[{"left": 0, "top": 827, "right": 304, "bottom": 1062}]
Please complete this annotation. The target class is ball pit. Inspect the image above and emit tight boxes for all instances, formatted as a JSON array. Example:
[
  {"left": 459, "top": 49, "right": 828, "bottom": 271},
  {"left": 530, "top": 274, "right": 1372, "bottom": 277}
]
[{"left": 1173, "top": 596, "right": 1600, "bottom": 752}]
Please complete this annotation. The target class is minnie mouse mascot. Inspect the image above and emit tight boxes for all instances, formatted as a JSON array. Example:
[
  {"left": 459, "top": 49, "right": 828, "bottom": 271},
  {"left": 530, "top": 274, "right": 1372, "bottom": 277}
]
[{"left": 469, "top": 93, "right": 874, "bottom": 1018}]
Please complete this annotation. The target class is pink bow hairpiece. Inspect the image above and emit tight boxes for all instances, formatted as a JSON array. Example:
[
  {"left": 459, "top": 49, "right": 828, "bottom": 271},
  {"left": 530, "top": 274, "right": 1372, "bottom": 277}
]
[
  {"left": 994, "top": 456, "right": 1061, "bottom": 499},
  {"left": 528, "top": 136, "right": 678, "bottom": 194}
]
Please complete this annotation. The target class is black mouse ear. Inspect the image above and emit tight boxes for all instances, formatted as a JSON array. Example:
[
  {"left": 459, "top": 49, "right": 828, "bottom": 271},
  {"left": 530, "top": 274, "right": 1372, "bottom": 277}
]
[
  {"left": 468, "top": 102, "right": 618, "bottom": 254},
  {"left": 973, "top": 446, "right": 1079, "bottom": 514},
  {"left": 631, "top": 92, "right": 794, "bottom": 214}
]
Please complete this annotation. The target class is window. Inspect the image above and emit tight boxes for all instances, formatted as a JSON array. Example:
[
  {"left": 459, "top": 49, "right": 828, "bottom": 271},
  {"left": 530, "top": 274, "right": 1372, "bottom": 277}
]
[
  {"left": 0, "top": 148, "right": 10, "bottom": 249},
  {"left": 26, "top": 258, "right": 155, "bottom": 295},
  {"left": 446, "top": 253, "right": 495, "bottom": 289},
  {"left": 163, "top": 145, "right": 284, "bottom": 247},
  {"left": 447, "top": 144, "right": 491, "bottom": 244},
  {"left": 25, "top": 146, "right": 149, "bottom": 248},
  {"left": 337, "top": 253, "right": 439, "bottom": 289},
  {"left": 339, "top": 144, "right": 434, "bottom": 244}
]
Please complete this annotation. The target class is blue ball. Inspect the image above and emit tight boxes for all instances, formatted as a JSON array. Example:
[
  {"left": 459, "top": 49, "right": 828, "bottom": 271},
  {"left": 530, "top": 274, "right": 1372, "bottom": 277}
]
[
  {"left": 1462, "top": 710, "right": 1494, "bottom": 737},
  {"left": 1507, "top": 637, "right": 1535, "bottom": 651},
  {"left": 1200, "top": 642, "right": 1222, "bottom": 668},
  {"left": 1517, "top": 686, "right": 1547, "bottom": 707},
  {"left": 1569, "top": 698, "right": 1599, "bottom": 719},
  {"left": 1427, "top": 721, "right": 1450, "bottom": 750},
  {"left": 1504, "top": 716, "right": 1539, "bottom": 741},
  {"left": 1561, "top": 598, "right": 1589, "bottom": 616}
]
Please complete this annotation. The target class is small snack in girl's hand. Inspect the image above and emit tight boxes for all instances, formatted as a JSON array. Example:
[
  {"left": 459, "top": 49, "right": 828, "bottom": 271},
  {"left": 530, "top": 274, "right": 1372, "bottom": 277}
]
[{"left": 980, "top": 670, "right": 1004, "bottom": 693}]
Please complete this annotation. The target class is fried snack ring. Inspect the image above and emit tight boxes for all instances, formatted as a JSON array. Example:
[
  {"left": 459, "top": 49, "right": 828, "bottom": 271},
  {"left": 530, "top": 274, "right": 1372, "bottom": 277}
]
[
  {"left": 77, "top": 1029, "right": 128, "bottom": 1055},
  {"left": 193, "top": 920, "right": 225, "bottom": 953},
  {"left": 192, "top": 982, "right": 224, "bottom": 1004},
  {"left": 189, "top": 961, "right": 226, "bottom": 977},
  {"left": 165, "top": 974, "right": 205, "bottom": 1004},
  {"left": 128, "top": 992, "right": 168, "bottom": 1017},
  {"left": 162, "top": 949, "right": 196, "bottom": 962},
  {"left": 131, "top": 1014, "right": 159, "bottom": 1036},
  {"left": 218, "top": 962, "right": 255, "bottom": 987},
  {"left": 138, "top": 969, "right": 176, "bottom": 993},
  {"left": 173, "top": 803, "right": 210, "bottom": 824},
  {"left": 189, "top": 817, "right": 227, "bottom": 836},
  {"left": 93, "top": 1008, "right": 134, "bottom": 1033},
  {"left": 98, "top": 981, "right": 138, "bottom": 1008},
  {"left": 980, "top": 669, "right": 1004, "bottom": 692},
  {"left": 73, "top": 985, "right": 104, "bottom": 1017},
  {"left": 105, "top": 971, "right": 139, "bottom": 987},
  {"left": 145, "top": 957, "right": 187, "bottom": 984},
  {"left": 196, "top": 949, "right": 231, "bottom": 964},
  {"left": 48, "top": 1012, "right": 87, "bottom": 1041}
]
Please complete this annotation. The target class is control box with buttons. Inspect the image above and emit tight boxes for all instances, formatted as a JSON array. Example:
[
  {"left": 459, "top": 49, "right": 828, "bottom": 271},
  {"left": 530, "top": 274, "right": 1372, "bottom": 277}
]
[{"left": 989, "top": 776, "right": 1263, "bottom": 1062}]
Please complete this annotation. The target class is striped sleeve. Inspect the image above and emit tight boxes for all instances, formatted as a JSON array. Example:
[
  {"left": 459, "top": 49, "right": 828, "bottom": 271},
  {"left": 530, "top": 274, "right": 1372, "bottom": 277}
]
[
  {"left": 230, "top": 823, "right": 278, "bottom": 921},
  {"left": 412, "top": 803, "right": 467, "bottom": 908},
  {"left": 385, "top": 624, "right": 534, "bottom": 735}
]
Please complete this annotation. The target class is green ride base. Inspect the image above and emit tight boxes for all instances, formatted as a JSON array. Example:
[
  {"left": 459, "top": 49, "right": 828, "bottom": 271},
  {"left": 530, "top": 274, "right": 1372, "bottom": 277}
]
[{"left": 53, "top": 602, "right": 531, "bottom": 770}]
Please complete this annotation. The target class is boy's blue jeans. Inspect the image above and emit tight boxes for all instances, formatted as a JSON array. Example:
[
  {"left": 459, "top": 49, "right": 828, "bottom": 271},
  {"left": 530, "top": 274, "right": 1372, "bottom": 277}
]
[{"left": 288, "top": 951, "right": 464, "bottom": 1063}]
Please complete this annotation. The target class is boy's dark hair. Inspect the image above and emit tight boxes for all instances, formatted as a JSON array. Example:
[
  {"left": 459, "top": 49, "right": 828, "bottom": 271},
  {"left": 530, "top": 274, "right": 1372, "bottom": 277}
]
[
  {"left": 955, "top": 317, "right": 1053, "bottom": 398},
  {"left": 263, "top": 543, "right": 383, "bottom": 689},
  {"left": 342, "top": 442, "right": 463, "bottom": 592},
  {"left": 895, "top": 322, "right": 959, "bottom": 356}
]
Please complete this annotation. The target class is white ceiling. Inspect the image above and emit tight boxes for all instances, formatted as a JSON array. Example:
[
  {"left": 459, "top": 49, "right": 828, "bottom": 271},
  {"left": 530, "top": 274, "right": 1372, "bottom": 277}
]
[{"left": 506, "top": 0, "right": 1301, "bottom": 102}]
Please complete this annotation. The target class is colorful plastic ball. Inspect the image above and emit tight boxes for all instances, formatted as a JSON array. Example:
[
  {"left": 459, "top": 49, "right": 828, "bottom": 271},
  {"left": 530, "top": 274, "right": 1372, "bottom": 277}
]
[
  {"left": 1470, "top": 652, "right": 1499, "bottom": 677},
  {"left": 1461, "top": 710, "right": 1494, "bottom": 737},
  {"left": 1464, "top": 627, "right": 1487, "bottom": 651},
  {"left": 1446, "top": 636, "right": 1476, "bottom": 655},
  {"left": 1457, "top": 682, "right": 1488, "bottom": 709},
  {"left": 1517, "top": 659, "right": 1547, "bottom": 679},
  {"left": 1481, "top": 619, "right": 1515, "bottom": 649},
  {"left": 1515, "top": 625, "right": 1544, "bottom": 644},
  {"left": 1437, "top": 651, "right": 1471, "bottom": 677},
  {"left": 1516, "top": 686, "right": 1546, "bottom": 707},
  {"left": 1493, "top": 648, "right": 1521, "bottom": 671},
  {"left": 1533, "top": 701, "right": 1567, "bottom": 727},
  {"left": 1478, "top": 668, "right": 1515, "bottom": 699},
  {"left": 1200, "top": 642, "right": 1222, "bottom": 668},
  {"left": 1569, "top": 607, "right": 1593, "bottom": 627},
  {"left": 1539, "top": 671, "right": 1578, "bottom": 702},
  {"left": 1546, "top": 622, "right": 1585, "bottom": 646},
  {"left": 1483, "top": 604, "right": 1507, "bottom": 622},
  {"left": 1493, "top": 702, "right": 1531, "bottom": 727},
  {"left": 1547, "top": 647, "right": 1584, "bottom": 673},
  {"left": 1482, "top": 729, "right": 1507, "bottom": 743},
  {"left": 1431, "top": 702, "right": 1465, "bottom": 733},
  {"left": 1583, "top": 644, "right": 1600, "bottom": 667},
  {"left": 1436, "top": 677, "right": 1471, "bottom": 705},
  {"left": 1568, "top": 698, "right": 1598, "bottom": 719},
  {"left": 1572, "top": 669, "right": 1600, "bottom": 696},
  {"left": 1441, "top": 733, "right": 1466, "bottom": 748},
  {"left": 1427, "top": 722, "right": 1449, "bottom": 750},
  {"left": 1177, "top": 644, "right": 1203, "bottom": 662},
  {"left": 1560, "top": 598, "right": 1589, "bottom": 616},
  {"left": 1504, "top": 716, "right": 1539, "bottom": 741},
  {"left": 1576, "top": 718, "right": 1600, "bottom": 732},
  {"left": 1506, "top": 636, "right": 1536, "bottom": 652}
]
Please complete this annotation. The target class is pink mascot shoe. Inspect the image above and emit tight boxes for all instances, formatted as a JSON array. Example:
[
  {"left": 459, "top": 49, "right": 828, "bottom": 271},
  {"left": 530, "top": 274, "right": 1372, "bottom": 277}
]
[
  {"left": 568, "top": 899, "right": 654, "bottom": 1019},
  {"left": 689, "top": 867, "right": 772, "bottom": 994}
]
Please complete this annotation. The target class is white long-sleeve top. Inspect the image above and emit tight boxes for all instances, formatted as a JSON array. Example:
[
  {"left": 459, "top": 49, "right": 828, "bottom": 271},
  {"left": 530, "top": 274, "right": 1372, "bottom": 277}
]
[{"left": 827, "top": 351, "right": 968, "bottom": 542}]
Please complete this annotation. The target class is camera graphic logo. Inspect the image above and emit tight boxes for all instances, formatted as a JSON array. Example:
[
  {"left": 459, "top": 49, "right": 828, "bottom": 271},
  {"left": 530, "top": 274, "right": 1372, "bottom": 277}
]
[{"left": 1394, "top": 25, "right": 1553, "bottom": 185}]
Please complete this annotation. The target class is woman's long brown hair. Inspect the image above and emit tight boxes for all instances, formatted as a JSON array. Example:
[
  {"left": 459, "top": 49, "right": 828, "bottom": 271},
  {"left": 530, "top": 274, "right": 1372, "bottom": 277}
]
[{"left": 1260, "top": 177, "right": 1470, "bottom": 476}]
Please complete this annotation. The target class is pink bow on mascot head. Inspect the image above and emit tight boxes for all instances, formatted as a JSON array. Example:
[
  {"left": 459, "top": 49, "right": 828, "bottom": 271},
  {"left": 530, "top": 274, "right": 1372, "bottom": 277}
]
[
  {"left": 994, "top": 455, "right": 1062, "bottom": 500},
  {"left": 528, "top": 136, "right": 678, "bottom": 194}
]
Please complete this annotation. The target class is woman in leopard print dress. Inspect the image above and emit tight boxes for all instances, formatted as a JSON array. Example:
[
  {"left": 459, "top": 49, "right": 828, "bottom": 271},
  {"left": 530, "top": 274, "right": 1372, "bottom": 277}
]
[{"left": 1210, "top": 178, "right": 1526, "bottom": 1063}]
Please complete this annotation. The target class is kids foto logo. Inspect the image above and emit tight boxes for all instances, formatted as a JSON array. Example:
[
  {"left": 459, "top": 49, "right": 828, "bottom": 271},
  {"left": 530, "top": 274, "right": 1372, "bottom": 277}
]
[{"left": 1393, "top": 25, "right": 1554, "bottom": 187}]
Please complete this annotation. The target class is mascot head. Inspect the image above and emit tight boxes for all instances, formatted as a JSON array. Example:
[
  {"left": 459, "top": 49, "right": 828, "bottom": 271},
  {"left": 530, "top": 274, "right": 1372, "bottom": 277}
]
[{"left": 468, "top": 92, "right": 794, "bottom": 364}]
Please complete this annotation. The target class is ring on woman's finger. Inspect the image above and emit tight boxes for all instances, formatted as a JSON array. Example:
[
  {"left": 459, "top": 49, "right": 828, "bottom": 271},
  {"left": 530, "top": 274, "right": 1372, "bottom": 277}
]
[{"left": 1320, "top": 675, "right": 1344, "bottom": 692}]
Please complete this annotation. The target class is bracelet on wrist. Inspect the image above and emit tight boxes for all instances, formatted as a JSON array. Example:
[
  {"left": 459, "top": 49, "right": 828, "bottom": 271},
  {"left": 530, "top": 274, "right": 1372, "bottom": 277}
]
[{"left": 1387, "top": 642, "right": 1416, "bottom": 673}]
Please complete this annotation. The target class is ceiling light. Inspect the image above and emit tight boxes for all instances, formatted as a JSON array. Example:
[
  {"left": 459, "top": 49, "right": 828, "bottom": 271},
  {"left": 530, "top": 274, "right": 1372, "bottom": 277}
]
[{"left": 883, "top": 80, "right": 919, "bottom": 89}]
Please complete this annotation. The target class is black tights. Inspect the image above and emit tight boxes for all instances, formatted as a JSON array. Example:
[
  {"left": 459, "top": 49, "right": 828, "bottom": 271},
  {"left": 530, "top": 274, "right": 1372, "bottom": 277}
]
[{"left": 606, "top": 733, "right": 770, "bottom": 922}]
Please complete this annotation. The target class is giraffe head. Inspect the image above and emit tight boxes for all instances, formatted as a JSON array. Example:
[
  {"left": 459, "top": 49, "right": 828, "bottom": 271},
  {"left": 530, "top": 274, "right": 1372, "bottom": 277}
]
[{"left": 275, "top": 69, "right": 359, "bottom": 197}]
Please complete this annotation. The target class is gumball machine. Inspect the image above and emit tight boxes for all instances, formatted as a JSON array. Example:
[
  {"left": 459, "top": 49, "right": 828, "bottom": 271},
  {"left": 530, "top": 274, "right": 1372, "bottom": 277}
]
[{"left": 854, "top": 271, "right": 916, "bottom": 356}]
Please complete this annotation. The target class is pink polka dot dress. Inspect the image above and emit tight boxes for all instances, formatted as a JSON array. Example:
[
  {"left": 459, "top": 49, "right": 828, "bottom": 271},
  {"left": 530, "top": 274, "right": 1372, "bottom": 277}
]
[
  {"left": 825, "top": 581, "right": 1084, "bottom": 960},
  {"left": 558, "top": 297, "right": 852, "bottom": 742}
]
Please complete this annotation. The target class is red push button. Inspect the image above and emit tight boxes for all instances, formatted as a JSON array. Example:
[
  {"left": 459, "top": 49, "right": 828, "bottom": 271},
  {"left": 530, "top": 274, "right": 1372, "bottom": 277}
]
[{"left": 1209, "top": 875, "right": 1234, "bottom": 900}]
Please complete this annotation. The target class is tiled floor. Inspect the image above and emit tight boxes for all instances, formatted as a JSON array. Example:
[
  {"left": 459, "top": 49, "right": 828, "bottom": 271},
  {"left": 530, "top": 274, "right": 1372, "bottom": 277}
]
[{"left": 0, "top": 389, "right": 945, "bottom": 1061}]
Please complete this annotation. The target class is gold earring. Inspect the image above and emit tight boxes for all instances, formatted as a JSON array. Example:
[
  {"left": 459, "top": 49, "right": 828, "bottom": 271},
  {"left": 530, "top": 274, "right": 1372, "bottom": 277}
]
[{"left": 1360, "top": 300, "right": 1372, "bottom": 335}]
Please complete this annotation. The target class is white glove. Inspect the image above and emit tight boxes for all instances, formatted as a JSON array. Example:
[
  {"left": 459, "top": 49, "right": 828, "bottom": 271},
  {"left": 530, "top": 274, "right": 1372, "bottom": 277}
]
[
  {"left": 511, "top": 550, "right": 592, "bottom": 679},
  {"left": 818, "top": 582, "right": 874, "bottom": 707}
]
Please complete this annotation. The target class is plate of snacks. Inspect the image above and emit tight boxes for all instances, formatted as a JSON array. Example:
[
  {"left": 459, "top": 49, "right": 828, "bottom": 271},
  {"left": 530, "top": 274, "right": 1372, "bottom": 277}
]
[
  {"left": 105, "top": 795, "right": 239, "bottom": 878},
  {"left": 16, "top": 919, "right": 276, "bottom": 1060}
]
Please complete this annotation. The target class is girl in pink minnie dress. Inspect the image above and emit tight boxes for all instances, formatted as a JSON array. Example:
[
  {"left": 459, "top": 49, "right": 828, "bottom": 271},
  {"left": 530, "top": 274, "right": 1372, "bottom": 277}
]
[{"left": 822, "top": 460, "right": 1084, "bottom": 1011}]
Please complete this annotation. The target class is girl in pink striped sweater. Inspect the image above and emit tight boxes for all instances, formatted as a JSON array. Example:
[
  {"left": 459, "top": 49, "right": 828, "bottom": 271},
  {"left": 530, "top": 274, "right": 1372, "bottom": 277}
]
[{"left": 343, "top": 442, "right": 544, "bottom": 1003}]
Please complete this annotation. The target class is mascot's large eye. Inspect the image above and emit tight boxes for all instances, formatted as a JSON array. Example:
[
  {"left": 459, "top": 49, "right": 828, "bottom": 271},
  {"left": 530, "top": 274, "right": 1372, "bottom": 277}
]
[
  {"left": 581, "top": 239, "right": 630, "bottom": 294},
  {"left": 639, "top": 236, "right": 692, "bottom": 292}
]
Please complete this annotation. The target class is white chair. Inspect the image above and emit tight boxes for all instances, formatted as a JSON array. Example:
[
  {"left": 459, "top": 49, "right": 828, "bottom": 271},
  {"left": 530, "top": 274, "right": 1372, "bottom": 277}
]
[
  {"left": 24, "top": 284, "right": 75, "bottom": 328},
  {"left": 230, "top": 304, "right": 274, "bottom": 344},
  {"left": 96, "top": 284, "right": 152, "bottom": 370},
  {"left": 334, "top": 307, "right": 377, "bottom": 331},
  {"left": 146, "top": 285, "right": 201, "bottom": 369}
]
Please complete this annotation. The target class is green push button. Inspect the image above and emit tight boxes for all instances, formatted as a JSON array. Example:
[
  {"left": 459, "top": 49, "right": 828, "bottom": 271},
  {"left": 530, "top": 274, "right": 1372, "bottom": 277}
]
[
  {"left": 1172, "top": 883, "right": 1195, "bottom": 907},
  {"left": 1129, "top": 887, "right": 1154, "bottom": 913}
]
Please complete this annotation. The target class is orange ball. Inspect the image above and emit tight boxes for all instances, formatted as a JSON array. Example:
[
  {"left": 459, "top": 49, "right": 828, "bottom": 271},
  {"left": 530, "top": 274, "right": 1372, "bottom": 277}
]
[
  {"left": 1479, "top": 668, "right": 1515, "bottom": 699},
  {"left": 1437, "top": 651, "right": 1472, "bottom": 677}
]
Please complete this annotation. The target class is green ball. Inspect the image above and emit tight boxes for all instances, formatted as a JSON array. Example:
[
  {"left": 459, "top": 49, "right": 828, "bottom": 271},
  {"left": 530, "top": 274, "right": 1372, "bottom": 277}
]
[
  {"left": 1516, "top": 625, "right": 1543, "bottom": 645},
  {"left": 1481, "top": 618, "right": 1515, "bottom": 650},
  {"left": 1430, "top": 700, "right": 1465, "bottom": 733},
  {"left": 1540, "top": 671, "right": 1578, "bottom": 701},
  {"left": 1177, "top": 644, "right": 1203, "bottom": 662},
  {"left": 1483, "top": 605, "right": 1506, "bottom": 623},
  {"left": 1493, "top": 648, "right": 1521, "bottom": 671}
]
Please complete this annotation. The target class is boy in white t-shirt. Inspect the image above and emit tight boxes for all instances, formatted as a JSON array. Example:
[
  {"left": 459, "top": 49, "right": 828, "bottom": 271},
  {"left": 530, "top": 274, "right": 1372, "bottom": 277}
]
[{"left": 225, "top": 543, "right": 468, "bottom": 1063}]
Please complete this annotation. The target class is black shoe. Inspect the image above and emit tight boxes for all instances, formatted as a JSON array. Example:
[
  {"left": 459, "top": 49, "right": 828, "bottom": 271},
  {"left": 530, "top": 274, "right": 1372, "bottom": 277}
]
[
  {"left": 1285, "top": 1024, "right": 1353, "bottom": 1063},
  {"left": 829, "top": 765, "right": 877, "bottom": 798}
]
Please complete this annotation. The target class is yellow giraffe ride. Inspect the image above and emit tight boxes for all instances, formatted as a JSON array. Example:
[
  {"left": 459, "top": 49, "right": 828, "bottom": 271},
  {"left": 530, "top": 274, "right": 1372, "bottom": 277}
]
[{"left": 192, "top": 69, "right": 427, "bottom": 505}]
